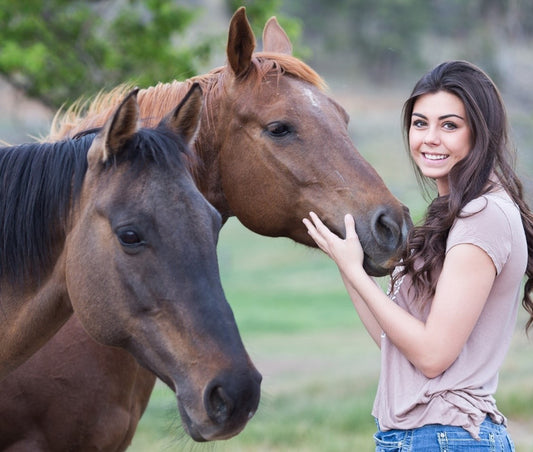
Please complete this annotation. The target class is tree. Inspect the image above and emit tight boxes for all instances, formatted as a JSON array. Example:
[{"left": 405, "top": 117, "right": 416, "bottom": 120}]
[{"left": 0, "top": 0, "right": 214, "bottom": 109}]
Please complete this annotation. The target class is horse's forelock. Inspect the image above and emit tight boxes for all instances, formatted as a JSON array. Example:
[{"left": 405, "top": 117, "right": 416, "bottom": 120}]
[
  {"left": 252, "top": 52, "right": 327, "bottom": 91},
  {"left": 104, "top": 126, "right": 199, "bottom": 179}
]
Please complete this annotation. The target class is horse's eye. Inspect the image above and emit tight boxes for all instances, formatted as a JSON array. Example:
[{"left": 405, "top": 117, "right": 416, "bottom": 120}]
[
  {"left": 117, "top": 229, "right": 143, "bottom": 247},
  {"left": 265, "top": 122, "right": 293, "bottom": 138}
]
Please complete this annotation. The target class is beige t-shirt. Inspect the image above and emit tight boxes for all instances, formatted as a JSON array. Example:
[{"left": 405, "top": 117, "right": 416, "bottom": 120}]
[{"left": 372, "top": 190, "right": 527, "bottom": 439}]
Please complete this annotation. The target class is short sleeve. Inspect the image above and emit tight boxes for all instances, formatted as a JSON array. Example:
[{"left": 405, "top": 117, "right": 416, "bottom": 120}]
[{"left": 447, "top": 197, "right": 512, "bottom": 275}]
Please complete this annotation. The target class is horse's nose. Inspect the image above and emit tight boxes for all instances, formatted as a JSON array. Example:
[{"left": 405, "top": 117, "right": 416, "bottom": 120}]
[
  {"left": 205, "top": 385, "right": 235, "bottom": 424},
  {"left": 370, "top": 205, "right": 404, "bottom": 252},
  {"left": 203, "top": 368, "right": 262, "bottom": 428}
]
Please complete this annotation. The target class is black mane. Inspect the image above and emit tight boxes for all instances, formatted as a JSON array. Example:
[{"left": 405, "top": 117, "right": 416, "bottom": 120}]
[{"left": 0, "top": 124, "right": 194, "bottom": 286}]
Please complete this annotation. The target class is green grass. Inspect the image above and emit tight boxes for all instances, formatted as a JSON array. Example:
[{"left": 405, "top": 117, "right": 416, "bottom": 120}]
[{"left": 129, "top": 219, "right": 533, "bottom": 451}]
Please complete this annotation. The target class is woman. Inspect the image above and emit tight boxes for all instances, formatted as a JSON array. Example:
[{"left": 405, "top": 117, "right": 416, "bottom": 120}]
[{"left": 303, "top": 60, "right": 533, "bottom": 451}]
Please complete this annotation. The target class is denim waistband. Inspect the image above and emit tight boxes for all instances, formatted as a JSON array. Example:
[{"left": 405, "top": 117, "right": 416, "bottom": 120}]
[{"left": 373, "top": 417, "right": 514, "bottom": 452}]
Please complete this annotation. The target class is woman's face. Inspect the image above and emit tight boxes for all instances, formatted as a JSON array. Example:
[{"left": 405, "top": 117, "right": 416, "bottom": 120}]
[{"left": 408, "top": 91, "right": 472, "bottom": 195}]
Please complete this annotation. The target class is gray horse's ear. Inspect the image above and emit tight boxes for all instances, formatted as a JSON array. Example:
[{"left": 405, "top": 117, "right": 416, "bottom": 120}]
[
  {"left": 161, "top": 83, "right": 203, "bottom": 146},
  {"left": 227, "top": 7, "right": 256, "bottom": 78},
  {"left": 262, "top": 16, "right": 292, "bottom": 55},
  {"left": 90, "top": 89, "right": 140, "bottom": 164}
]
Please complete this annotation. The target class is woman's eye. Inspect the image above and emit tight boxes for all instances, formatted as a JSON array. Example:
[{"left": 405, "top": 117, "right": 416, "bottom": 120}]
[
  {"left": 412, "top": 119, "right": 426, "bottom": 128},
  {"left": 117, "top": 229, "right": 143, "bottom": 246},
  {"left": 442, "top": 121, "right": 457, "bottom": 130},
  {"left": 265, "top": 122, "right": 292, "bottom": 138}
]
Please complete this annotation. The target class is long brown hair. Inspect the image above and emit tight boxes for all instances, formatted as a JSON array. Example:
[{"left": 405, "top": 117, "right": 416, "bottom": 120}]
[{"left": 393, "top": 60, "right": 533, "bottom": 331}]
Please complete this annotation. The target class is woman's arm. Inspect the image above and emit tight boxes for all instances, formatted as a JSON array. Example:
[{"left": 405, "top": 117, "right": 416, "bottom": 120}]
[
  {"left": 303, "top": 213, "right": 382, "bottom": 345},
  {"left": 303, "top": 212, "right": 496, "bottom": 378}
]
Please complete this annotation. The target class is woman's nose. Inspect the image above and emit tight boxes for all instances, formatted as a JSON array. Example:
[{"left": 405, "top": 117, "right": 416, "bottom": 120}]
[{"left": 423, "top": 127, "right": 440, "bottom": 145}]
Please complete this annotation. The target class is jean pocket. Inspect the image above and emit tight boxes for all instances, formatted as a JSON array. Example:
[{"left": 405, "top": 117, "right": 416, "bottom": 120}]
[
  {"left": 437, "top": 430, "right": 497, "bottom": 451},
  {"left": 374, "top": 430, "right": 407, "bottom": 452}
]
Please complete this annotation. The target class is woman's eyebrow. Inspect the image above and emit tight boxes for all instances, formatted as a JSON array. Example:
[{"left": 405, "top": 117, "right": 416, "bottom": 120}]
[
  {"left": 412, "top": 112, "right": 465, "bottom": 120},
  {"left": 439, "top": 113, "right": 465, "bottom": 120}
]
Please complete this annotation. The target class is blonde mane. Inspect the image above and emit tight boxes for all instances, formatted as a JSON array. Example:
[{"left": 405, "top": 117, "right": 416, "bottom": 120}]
[{"left": 47, "top": 52, "right": 326, "bottom": 141}]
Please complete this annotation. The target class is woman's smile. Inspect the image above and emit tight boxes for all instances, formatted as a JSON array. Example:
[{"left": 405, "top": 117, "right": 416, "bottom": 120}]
[{"left": 422, "top": 152, "right": 448, "bottom": 161}]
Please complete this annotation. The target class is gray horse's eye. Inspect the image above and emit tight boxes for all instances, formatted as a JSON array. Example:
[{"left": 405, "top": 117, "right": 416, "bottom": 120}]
[{"left": 117, "top": 228, "right": 144, "bottom": 247}]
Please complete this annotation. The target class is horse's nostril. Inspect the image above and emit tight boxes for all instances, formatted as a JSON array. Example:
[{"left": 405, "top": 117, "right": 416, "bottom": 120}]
[
  {"left": 371, "top": 207, "right": 402, "bottom": 250},
  {"left": 205, "top": 385, "right": 234, "bottom": 424}
]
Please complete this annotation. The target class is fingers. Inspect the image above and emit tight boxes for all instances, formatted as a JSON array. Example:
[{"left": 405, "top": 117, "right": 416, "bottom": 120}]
[
  {"left": 303, "top": 212, "right": 330, "bottom": 239},
  {"left": 302, "top": 218, "right": 315, "bottom": 236},
  {"left": 304, "top": 212, "right": 357, "bottom": 239},
  {"left": 302, "top": 212, "right": 362, "bottom": 264},
  {"left": 308, "top": 211, "right": 322, "bottom": 227},
  {"left": 302, "top": 212, "right": 330, "bottom": 253},
  {"left": 344, "top": 214, "right": 357, "bottom": 239}
]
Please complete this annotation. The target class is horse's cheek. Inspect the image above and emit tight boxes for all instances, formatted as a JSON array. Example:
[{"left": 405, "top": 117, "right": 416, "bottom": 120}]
[{"left": 65, "top": 221, "right": 120, "bottom": 344}]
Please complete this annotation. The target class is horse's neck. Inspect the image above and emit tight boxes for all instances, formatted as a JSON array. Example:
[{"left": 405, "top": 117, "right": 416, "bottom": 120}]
[
  {"left": 0, "top": 250, "right": 71, "bottom": 380},
  {"left": 194, "top": 128, "right": 233, "bottom": 221}
]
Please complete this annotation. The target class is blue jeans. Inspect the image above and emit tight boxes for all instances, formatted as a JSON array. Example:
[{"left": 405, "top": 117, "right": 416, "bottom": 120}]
[{"left": 374, "top": 417, "right": 515, "bottom": 451}]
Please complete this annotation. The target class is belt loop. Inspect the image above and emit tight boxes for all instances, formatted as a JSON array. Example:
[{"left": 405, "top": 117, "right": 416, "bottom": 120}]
[{"left": 437, "top": 431, "right": 448, "bottom": 452}]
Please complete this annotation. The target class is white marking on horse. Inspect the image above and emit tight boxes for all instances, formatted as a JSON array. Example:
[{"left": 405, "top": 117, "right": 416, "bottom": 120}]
[{"left": 303, "top": 88, "right": 319, "bottom": 107}]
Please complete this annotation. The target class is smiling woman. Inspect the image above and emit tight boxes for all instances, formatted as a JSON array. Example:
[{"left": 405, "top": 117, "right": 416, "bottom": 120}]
[
  {"left": 303, "top": 60, "right": 533, "bottom": 451},
  {"left": 408, "top": 91, "right": 472, "bottom": 195}
]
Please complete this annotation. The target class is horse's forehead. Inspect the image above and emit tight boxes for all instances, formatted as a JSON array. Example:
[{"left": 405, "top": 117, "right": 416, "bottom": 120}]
[
  {"left": 299, "top": 85, "right": 321, "bottom": 108},
  {"left": 90, "top": 166, "right": 208, "bottom": 218},
  {"left": 293, "top": 82, "right": 350, "bottom": 125},
  {"left": 240, "top": 76, "right": 341, "bottom": 120},
  {"left": 272, "top": 77, "right": 324, "bottom": 105}
]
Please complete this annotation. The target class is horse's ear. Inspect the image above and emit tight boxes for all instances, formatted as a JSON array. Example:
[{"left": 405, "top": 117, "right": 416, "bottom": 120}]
[
  {"left": 262, "top": 16, "right": 292, "bottom": 55},
  {"left": 160, "top": 83, "right": 203, "bottom": 146},
  {"left": 227, "top": 7, "right": 256, "bottom": 78},
  {"left": 90, "top": 89, "right": 140, "bottom": 164}
]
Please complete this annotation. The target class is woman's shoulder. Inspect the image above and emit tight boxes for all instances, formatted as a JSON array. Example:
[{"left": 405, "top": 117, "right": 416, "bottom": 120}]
[
  {"left": 461, "top": 189, "right": 517, "bottom": 220},
  {"left": 452, "top": 188, "right": 528, "bottom": 276},
  {"left": 449, "top": 190, "right": 521, "bottom": 272}
]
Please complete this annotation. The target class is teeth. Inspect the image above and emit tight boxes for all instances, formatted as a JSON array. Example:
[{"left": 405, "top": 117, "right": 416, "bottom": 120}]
[{"left": 424, "top": 153, "right": 447, "bottom": 160}]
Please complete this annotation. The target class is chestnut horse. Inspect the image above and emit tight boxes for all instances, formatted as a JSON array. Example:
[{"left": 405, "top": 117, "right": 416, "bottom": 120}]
[
  {"left": 0, "top": 8, "right": 409, "bottom": 450},
  {"left": 0, "top": 85, "right": 261, "bottom": 448}
]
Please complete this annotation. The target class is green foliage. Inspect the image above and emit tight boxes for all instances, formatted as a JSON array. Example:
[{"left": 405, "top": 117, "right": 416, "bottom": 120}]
[{"left": 0, "top": 0, "right": 213, "bottom": 108}]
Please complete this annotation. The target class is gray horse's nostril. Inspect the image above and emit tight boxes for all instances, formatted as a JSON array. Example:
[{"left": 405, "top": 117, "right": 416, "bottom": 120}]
[
  {"left": 205, "top": 385, "right": 234, "bottom": 424},
  {"left": 371, "top": 207, "right": 402, "bottom": 251}
]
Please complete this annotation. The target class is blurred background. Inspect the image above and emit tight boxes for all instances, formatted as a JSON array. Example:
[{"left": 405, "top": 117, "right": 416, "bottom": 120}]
[{"left": 1, "top": 0, "right": 532, "bottom": 450}]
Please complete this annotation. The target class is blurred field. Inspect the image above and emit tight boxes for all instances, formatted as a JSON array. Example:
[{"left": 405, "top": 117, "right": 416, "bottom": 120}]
[{"left": 129, "top": 218, "right": 533, "bottom": 452}]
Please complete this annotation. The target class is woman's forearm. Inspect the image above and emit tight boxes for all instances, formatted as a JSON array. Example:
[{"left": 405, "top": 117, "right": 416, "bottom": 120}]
[{"left": 342, "top": 265, "right": 430, "bottom": 371}]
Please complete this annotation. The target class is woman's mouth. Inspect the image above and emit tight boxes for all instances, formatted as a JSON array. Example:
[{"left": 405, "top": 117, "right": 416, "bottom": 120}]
[{"left": 423, "top": 153, "right": 448, "bottom": 161}]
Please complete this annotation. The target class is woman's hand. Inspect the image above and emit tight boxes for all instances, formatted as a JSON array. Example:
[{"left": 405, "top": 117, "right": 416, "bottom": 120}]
[{"left": 302, "top": 212, "right": 365, "bottom": 273}]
